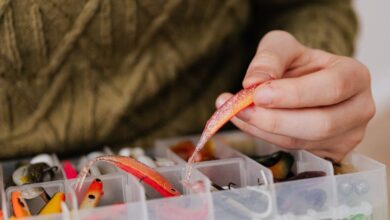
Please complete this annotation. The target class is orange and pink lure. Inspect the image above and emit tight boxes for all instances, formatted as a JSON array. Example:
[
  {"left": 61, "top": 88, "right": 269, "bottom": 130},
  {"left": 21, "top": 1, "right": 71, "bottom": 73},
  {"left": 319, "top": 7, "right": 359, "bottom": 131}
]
[
  {"left": 80, "top": 178, "right": 103, "bottom": 209},
  {"left": 185, "top": 84, "right": 258, "bottom": 181},
  {"left": 11, "top": 191, "right": 31, "bottom": 218},
  {"left": 75, "top": 155, "right": 180, "bottom": 197}
]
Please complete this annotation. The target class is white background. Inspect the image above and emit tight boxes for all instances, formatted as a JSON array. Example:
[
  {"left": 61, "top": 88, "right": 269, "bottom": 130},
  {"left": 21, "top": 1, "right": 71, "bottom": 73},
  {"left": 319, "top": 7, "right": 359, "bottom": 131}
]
[{"left": 354, "top": 0, "right": 390, "bottom": 209}]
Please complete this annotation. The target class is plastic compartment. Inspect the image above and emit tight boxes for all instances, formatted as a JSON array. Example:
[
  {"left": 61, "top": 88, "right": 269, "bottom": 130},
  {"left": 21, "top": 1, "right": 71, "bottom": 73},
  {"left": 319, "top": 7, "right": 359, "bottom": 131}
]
[
  {"left": 74, "top": 173, "right": 147, "bottom": 220},
  {"left": 143, "top": 165, "right": 211, "bottom": 200},
  {"left": 5, "top": 180, "right": 76, "bottom": 219},
  {"left": 154, "top": 135, "right": 274, "bottom": 186},
  {"left": 79, "top": 148, "right": 119, "bottom": 176},
  {"left": 68, "top": 173, "right": 144, "bottom": 208},
  {"left": 0, "top": 154, "right": 64, "bottom": 188},
  {"left": 212, "top": 185, "right": 274, "bottom": 219},
  {"left": 334, "top": 152, "right": 388, "bottom": 220},
  {"left": 146, "top": 192, "right": 213, "bottom": 220},
  {"left": 0, "top": 130, "right": 387, "bottom": 220},
  {"left": 215, "top": 131, "right": 334, "bottom": 176}
]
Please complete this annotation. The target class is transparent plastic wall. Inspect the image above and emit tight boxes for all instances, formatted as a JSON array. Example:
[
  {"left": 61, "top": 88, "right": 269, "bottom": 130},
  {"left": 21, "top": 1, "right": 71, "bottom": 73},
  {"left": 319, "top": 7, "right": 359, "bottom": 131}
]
[{"left": 0, "top": 131, "right": 387, "bottom": 219}]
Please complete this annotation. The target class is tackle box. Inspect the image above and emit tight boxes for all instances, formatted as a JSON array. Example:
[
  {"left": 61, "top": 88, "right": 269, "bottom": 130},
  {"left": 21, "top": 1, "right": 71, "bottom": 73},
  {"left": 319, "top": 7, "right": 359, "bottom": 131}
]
[{"left": 0, "top": 131, "right": 387, "bottom": 219}]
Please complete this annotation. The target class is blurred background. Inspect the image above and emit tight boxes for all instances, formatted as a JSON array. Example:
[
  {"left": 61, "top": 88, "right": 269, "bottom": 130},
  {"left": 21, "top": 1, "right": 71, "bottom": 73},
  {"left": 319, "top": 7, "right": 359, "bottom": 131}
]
[{"left": 353, "top": 0, "right": 390, "bottom": 209}]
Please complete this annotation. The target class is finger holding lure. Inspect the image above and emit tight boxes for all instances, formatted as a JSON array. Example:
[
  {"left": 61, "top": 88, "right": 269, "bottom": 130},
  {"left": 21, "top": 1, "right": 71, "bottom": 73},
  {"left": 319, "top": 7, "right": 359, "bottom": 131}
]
[{"left": 75, "top": 155, "right": 180, "bottom": 197}]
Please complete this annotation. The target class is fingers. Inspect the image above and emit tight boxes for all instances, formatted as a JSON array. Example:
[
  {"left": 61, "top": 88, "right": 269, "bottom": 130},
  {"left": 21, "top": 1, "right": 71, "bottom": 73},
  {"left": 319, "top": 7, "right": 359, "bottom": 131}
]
[
  {"left": 305, "top": 125, "right": 367, "bottom": 162},
  {"left": 229, "top": 116, "right": 305, "bottom": 150},
  {"left": 243, "top": 31, "right": 307, "bottom": 88},
  {"left": 252, "top": 57, "right": 371, "bottom": 108},
  {"left": 234, "top": 91, "right": 375, "bottom": 141},
  {"left": 216, "top": 91, "right": 369, "bottom": 162}
]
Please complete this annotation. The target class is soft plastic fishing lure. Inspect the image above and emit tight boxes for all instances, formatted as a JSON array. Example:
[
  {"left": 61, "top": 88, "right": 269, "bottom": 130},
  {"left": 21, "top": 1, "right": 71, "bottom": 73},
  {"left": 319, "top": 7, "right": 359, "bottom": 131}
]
[
  {"left": 185, "top": 84, "right": 258, "bottom": 181},
  {"left": 39, "top": 192, "right": 65, "bottom": 215},
  {"left": 75, "top": 155, "right": 180, "bottom": 197},
  {"left": 11, "top": 191, "right": 31, "bottom": 218},
  {"left": 63, "top": 161, "right": 78, "bottom": 179},
  {"left": 80, "top": 178, "right": 103, "bottom": 209}
]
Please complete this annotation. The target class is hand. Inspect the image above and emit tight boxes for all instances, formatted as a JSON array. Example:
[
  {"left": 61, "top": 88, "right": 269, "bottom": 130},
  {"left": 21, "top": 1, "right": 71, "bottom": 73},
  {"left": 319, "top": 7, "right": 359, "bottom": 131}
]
[{"left": 216, "top": 31, "right": 375, "bottom": 162}]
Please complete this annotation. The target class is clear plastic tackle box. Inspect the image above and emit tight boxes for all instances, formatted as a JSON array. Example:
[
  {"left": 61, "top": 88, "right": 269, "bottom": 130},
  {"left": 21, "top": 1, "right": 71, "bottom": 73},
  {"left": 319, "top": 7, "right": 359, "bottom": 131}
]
[{"left": 0, "top": 131, "right": 387, "bottom": 219}]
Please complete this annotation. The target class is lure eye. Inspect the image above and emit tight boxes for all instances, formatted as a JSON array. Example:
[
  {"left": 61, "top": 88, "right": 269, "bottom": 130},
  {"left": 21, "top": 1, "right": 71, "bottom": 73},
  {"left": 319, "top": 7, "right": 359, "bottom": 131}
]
[
  {"left": 88, "top": 194, "right": 95, "bottom": 199},
  {"left": 95, "top": 178, "right": 102, "bottom": 182},
  {"left": 171, "top": 188, "right": 176, "bottom": 192},
  {"left": 18, "top": 198, "right": 25, "bottom": 207}
]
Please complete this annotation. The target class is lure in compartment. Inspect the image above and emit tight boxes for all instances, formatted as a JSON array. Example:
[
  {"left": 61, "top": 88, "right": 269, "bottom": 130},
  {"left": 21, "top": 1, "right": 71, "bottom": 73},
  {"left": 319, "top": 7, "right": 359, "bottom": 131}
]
[
  {"left": 75, "top": 155, "right": 181, "bottom": 197},
  {"left": 117, "top": 146, "right": 175, "bottom": 167},
  {"left": 12, "top": 162, "right": 58, "bottom": 185},
  {"left": 251, "top": 151, "right": 294, "bottom": 181},
  {"left": 80, "top": 178, "right": 104, "bottom": 209},
  {"left": 11, "top": 191, "right": 31, "bottom": 218},
  {"left": 39, "top": 192, "right": 65, "bottom": 215},
  {"left": 63, "top": 160, "right": 78, "bottom": 179},
  {"left": 171, "top": 140, "right": 217, "bottom": 162}
]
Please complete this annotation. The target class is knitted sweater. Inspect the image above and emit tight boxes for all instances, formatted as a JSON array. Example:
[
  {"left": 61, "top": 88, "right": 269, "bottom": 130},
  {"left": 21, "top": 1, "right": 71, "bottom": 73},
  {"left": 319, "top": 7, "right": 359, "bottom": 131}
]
[{"left": 0, "top": 0, "right": 357, "bottom": 158}]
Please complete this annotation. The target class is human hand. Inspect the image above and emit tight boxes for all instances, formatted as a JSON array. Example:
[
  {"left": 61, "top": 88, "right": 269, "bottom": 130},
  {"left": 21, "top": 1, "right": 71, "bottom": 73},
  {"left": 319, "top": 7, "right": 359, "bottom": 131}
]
[{"left": 216, "top": 31, "right": 375, "bottom": 162}]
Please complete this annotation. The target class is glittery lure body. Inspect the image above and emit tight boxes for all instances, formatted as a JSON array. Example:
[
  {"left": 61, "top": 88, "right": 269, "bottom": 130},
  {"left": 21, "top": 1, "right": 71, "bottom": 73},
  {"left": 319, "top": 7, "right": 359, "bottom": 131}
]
[
  {"left": 75, "top": 155, "right": 180, "bottom": 197},
  {"left": 185, "top": 84, "right": 258, "bottom": 181}
]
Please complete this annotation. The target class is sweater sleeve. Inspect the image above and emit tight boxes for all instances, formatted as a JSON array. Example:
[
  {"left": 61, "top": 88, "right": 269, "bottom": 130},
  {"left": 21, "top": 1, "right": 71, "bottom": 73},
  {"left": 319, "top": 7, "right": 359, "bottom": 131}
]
[{"left": 251, "top": 0, "right": 358, "bottom": 56}]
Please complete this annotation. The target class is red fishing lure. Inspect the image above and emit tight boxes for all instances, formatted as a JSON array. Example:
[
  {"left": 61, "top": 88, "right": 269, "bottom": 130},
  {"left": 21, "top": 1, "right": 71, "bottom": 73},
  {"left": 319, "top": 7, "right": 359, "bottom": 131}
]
[{"left": 75, "top": 155, "right": 180, "bottom": 197}]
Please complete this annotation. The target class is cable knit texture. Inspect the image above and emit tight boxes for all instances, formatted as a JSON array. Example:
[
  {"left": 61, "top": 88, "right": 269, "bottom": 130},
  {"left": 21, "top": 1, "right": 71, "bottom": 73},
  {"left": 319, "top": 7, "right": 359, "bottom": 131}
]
[{"left": 0, "top": 0, "right": 357, "bottom": 158}]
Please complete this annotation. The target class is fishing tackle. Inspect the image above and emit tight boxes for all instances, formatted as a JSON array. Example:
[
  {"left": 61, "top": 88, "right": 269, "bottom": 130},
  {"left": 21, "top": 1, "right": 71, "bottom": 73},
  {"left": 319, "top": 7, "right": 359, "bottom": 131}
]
[
  {"left": 131, "top": 147, "right": 145, "bottom": 158},
  {"left": 285, "top": 171, "right": 326, "bottom": 181},
  {"left": 333, "top": 162, "right": 357, "bottom": 175},
  {"left": 75, "top": 155, "right": 180, "bottom": 197},
  {"left": 211, "top": 183, "right": 225, "bottom": 191},
  {"left": 155, "top": 157, "right": 176, "bottom": 167},
  {"left": 252, "top": 151, "right": 294, "bottom": 181},
  {"left": 211, "top": 182, "right": 237, "bottom": 191},
  {"left": 185, "top": 84, "right": 259, "bottom": 180},
  {"left": 118, "top": 147, "right": 132, "bottom": 157},
  {"left": 136, "top": 155, "right": 157, "bottom": 168},
  {"left": 80, "top": 178, "right": 104, "bottom": 209},
  {"left": 12, "top": 163, "right": 58, "bottom": 185},
  {"left": 171, "top": 140, "right": 217, "bottom": 162},
  {"left": 63, "top": 161, "right": 78, "bottom": 179},
  {"left": 30, "top": 154, "right": 54, "bottom": 167},
  {"left": 39, "top": 192, "right": 65, "bottom": 215},
  {"left": 21, "top": 187, "right": 51, "bottom": 202},
  {"left": 11, "top": 191, "right": 31, "bottom": 218}
]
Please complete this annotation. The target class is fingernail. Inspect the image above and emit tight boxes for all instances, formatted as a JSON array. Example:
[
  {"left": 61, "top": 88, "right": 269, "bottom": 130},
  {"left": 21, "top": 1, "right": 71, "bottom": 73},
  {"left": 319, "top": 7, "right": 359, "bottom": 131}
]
[
  {"left": 243, "top": 72, "right": 272, "bottom": 88},
  {"left": 216, "top": 96, "right": 228, "bottom": 108},
  {"left": 254, "top": 86, "right": 274, "bottom": 105}
]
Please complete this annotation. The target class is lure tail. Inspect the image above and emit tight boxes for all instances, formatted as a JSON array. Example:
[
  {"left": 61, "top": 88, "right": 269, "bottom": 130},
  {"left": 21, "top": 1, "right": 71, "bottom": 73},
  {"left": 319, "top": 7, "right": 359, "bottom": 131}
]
[{"left": 185, "top": 84, "right": 258, "bottom": 181}]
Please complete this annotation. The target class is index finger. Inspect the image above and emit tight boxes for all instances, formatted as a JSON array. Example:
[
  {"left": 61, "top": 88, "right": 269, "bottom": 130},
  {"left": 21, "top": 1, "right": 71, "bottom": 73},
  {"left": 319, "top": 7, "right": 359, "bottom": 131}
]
[{"left": 243, "top": 30, "right": 307, "bottom": 88}]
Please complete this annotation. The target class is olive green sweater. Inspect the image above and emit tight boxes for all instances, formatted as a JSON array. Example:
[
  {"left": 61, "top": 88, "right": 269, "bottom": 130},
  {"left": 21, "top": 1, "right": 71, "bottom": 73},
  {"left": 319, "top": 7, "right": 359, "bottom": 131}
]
[{"left": 0, "top": 0, "right": 357, "bottom": 158}]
